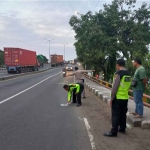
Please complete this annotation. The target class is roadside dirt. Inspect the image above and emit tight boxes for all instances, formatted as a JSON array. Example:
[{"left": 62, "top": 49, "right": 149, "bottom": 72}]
[{"left": 81, "top": 88, "right": 150, "bottom": 150}]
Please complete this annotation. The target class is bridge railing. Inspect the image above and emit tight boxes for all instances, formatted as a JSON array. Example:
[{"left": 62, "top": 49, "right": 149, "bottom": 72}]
[
  {"left": 0, "top": 65, "right": 6, "bottom": 70},
  {"left": 84, "top": 74, "right": 150, "bottom": 107}
]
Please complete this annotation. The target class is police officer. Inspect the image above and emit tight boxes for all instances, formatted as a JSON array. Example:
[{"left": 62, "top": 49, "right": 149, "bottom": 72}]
[
  {"left": 104, "top": 59, "right": 131, "bottom": 137},
  {"left": 67, "top": 67, "right": 94, "bottom": 98},
  {"left": 63, "top": 83, "right": 84, "bottom": 107}
]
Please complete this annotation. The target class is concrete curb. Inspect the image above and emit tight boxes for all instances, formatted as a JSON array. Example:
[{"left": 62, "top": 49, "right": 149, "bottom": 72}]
[
  {"left": 141, "top": 120, "right": 150, "bottom": 129},
  {"left": 0, "top": 68, "right": 6, "bottom": 70},
  {"left": 86, "top": 82, "right": 111, "bottom": 105},
  {"left": 85, "top": 82, "right": 150, "bottom": 129},
  {"left": 0, "top": 68, "right": 53, "bottom": 81}
]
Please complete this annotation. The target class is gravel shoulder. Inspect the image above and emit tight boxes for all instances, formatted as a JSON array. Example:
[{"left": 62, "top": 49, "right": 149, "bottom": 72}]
[{"left": 81, "top": 88, "right": 150, "bottom": 150}]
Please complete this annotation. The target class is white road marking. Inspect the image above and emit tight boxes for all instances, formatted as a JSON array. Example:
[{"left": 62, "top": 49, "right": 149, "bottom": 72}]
[
  {"left": 0, "top": 72, "right": 61, "bottom": 105},
  {"left": 78, "top": 117, "right": 83, "bottom": 120},
  {"left": 84, "top": 118, "right": 96, "bottom": 150},
  {"left": 60, "top": 104, "right": 68, "bottom": 106}
]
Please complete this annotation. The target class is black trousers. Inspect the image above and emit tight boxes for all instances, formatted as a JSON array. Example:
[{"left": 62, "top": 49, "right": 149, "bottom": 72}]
[
  {"left": 73, "top": 90, "right": 77, "bottom": 103},
  {"left": 111, "top": 99, "right": 128, "bottom": 134},
  {"left": 82, "top": 79, "right": 84, "bottom": 83},
  {"left": 72, "top": 84, "right": 84, "bottom": 105}
]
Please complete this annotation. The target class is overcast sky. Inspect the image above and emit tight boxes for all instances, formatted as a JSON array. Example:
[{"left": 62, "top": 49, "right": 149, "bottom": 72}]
[{"left": 0, "top": 0, "right": 149, "bottom": 61}]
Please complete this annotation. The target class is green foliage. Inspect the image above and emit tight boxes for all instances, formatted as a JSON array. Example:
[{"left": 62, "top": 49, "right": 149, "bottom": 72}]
[
  {"left": 69, "top": 0, "right": 150, "bottom": 81},
  {"left": 0, "top": 50, "right": 4, "bottom": 65},
  {"left": 37, "top": 54, "right": 48, "bottom": 63}
]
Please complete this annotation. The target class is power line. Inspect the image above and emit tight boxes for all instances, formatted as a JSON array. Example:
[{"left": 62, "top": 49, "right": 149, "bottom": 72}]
[
  {"left": 93, "top": 0, "right": 100, "bottom": 13},
  {"left": 0, "top": 30, "right": 26, "bottom": 45}
]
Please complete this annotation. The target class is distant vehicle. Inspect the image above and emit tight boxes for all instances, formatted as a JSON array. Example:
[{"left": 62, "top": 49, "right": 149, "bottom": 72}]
[
  {"left": 51, "top": 54, "right": 64, "bottom": 67},
  {"left": 62, "top": 68, "right": 66, "bottom": 77},
  {"left": 37, "top": 55, "right": 44, "bottom": 68},
  {"left": 66, "top": 64, "right": 73, "bottom": 71},
  {"left": 70, "top": 60, "right": 74, "bottom": 64},
  {"left": 4, "top": 47, "right": 39, "bottom": 73}
]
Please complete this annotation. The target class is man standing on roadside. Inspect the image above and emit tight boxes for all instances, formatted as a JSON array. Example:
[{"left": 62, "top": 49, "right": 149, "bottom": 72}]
[
  {"left": 104, "top": 59, "right": 131, "bottom": 137},
  {"left": 66, "top": 67, "right": 94, "bottom": 99},
  {"left": 130, "top": 58, "right": 147, "bottom": 118}
]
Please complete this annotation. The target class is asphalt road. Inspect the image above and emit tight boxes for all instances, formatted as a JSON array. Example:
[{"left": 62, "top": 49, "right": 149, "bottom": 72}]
[
  {"left": 0, "top": 67, "right": 92, "bottom": 150},
  {"left": 0, "top": 64, "right": 51, "bottom": 77}
]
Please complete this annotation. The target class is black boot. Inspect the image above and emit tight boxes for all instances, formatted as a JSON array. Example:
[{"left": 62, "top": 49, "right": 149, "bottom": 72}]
[
  {"left": 118, "top": 129, "right": 126, "bottom": 134},
  {"left": 103, "top": 132, "right": 117, "bottom": 137}
]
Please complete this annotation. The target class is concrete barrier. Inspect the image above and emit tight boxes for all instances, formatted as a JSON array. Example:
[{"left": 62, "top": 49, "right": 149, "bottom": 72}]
[
  {"left": 97, "top": 92, "right": 103, "bottom": 99},
  {"left": 94, "top": 90, "right": 99, "bottom": 96},
  {"left": 141, "top": 120, "right": 150, "bottom": 129},
  {"left": 0, "top": 68, "right": 6, "bottom": 70},
  {"left": 85, "top": 78, "right": 150, "bottom": 129},
  {"left": 92, "top": 88, "right": 95, "bottom": 93}
]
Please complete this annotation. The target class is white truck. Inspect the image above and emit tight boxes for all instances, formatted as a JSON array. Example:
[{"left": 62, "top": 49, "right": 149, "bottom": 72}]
[{"left": 70, "top": 60, "right": 74, "bottom": 64}]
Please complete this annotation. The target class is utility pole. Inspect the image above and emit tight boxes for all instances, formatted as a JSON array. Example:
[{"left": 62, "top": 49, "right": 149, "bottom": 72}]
[
  {"left": 60, "top": 43, "right": 68, "bottom": 62},
  {"left": 45, "top": 39, "right": 54, "bottom": 64},
  {"left": 64, "top": 44, "right": 65, "bottom": 61},
  {"left": 49, "top": 40, "right": 50, "bottom": 64}
]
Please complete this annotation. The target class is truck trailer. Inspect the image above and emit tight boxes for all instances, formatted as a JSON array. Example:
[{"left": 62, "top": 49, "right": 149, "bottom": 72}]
[
  {"left": 51, "top": 54, "right": 64, "bottom": 67},
  {"left": 4, "top": 47, "right": 39, "bottom": 73},
  {"left": 37, "top": 55, "right": 44, "bottom": 68}
]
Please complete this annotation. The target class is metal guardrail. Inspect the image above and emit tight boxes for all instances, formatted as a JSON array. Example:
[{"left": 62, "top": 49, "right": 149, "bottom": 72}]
[
  {"left": 0, "top": 68, "right": 6, "bottom": 70},
  {"left": 84, "top": 74, "right": 150, "bottom": 107},
  {"left": 0, "top": 68, "right": 53, "bottom": 81},
  {"left": 0, "top": 65, "right": 6, "bottom": 70}
]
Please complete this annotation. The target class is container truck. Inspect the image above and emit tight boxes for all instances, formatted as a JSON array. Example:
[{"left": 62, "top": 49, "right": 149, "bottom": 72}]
[
  {"left": 51, "top": 54, "right": 64, "bottom": 67},
  {"left": 37, "top": 55, "right": 44, "bottom": 68},
  {"left": 4, "top": 47, "right": 39, "bottom": 73},
  {"left": 70, "top": 60, "right": 74, "bottom": 64}
]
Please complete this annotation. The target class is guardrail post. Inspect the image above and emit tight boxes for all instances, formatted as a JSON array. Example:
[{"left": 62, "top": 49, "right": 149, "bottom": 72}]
[
  {"left": 143, "top": 96, "right": 147, "bottom": 102},
  {"left": 106, "top": 83, "right": 108, "bottom": 88}
]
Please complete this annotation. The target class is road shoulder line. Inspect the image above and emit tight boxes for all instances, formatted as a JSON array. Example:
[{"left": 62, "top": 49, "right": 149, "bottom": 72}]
[
  {"left": 84, "top": 118, "right": 96, "bottom": 150},
  {"left": 0, "top": 71, "right": 61, "bottom": 105}
]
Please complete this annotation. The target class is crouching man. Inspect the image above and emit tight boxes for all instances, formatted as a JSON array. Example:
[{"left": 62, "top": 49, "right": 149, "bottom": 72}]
[{"left": 63, "top": 83, "right": 84, "bottom": 107}]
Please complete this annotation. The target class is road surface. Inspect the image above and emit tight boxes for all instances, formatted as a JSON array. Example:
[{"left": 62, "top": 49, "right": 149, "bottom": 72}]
[
  {"left": 0, "top": 67, "right": 92, "bottom": 150},
  {"left": 1, "top": 66, "right": 149, "bottom": 150},
  {"left": 0, "top": 64, "right": 51, "bottom": 77}
]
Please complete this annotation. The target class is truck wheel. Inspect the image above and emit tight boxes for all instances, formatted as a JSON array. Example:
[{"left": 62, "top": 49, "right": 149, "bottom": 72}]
[
  {"left": 21, "top": 68, "right": 24, "bottom": 73},
  {"left": 20, "top": 68, "right": 23, "bottom": 73}
]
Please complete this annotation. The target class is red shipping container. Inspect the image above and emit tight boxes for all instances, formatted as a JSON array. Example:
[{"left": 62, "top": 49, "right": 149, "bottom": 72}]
[
  {"left": 51, "top": 55, "right": 63, "bottom": 64},
  {"left": 4, "top": 47, "right": 37, "bottom": 67}
]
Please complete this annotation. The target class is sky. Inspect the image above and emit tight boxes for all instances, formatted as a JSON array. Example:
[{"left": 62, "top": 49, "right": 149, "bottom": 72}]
[{"left": 0, "top": 0, "right": 149, "bottom": 61}]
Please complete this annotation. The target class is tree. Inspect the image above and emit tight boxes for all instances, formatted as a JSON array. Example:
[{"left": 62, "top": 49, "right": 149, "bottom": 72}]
[
  {"left": 37, "top": 54, "right": 48, "bottom": 63},
  {"left": 0, "top": 50, "right": 4, "bottom": 65},
  {"left": 69, "top": 0, "right": 150, "bottom": 81}
]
